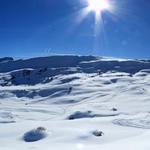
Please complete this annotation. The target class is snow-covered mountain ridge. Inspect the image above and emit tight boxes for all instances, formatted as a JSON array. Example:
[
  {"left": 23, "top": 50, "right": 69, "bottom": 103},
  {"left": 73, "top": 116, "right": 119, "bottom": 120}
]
[
  {"left": 0, "top": 55, "right": 150, "bottom": 73},
  {"left": 0, "top": 55, "right": 150, "bottom": 150},
  {"left": 0, "top": 55, "right": 150, "bottom": 86}
]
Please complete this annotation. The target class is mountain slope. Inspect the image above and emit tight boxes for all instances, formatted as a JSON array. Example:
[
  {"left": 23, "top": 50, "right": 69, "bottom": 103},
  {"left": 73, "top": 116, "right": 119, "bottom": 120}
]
[{"left": 0, "top": 55, "right": 150, "bottom": 150}]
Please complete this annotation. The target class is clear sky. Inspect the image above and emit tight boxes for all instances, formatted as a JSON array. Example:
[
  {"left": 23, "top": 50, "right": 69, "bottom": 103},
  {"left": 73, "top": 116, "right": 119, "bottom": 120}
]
[{"left": 0, "top": 0, "right": 150, "bottom": 59}]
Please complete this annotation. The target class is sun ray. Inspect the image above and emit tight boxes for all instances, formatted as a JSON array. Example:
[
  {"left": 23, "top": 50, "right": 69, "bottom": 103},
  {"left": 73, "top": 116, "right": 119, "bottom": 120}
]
[
  {"left": 76, "top": 7, "right": 91, "bottom": 25},
  {"left": 67, "top": 0, "right": 116, "bottom": 52}
]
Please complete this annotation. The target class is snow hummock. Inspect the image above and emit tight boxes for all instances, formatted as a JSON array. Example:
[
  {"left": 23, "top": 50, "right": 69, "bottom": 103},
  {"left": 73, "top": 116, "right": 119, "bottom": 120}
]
[{"left": 0, "top": 55, "right": 150, "bottom": 150}]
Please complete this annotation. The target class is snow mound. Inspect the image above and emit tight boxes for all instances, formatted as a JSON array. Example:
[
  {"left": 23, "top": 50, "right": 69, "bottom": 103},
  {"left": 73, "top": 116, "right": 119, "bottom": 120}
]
[
  {"left": 113, "top": 117, "right": 150, "bottom": 129},
  {"left": 68, "top": 110, "right": 119, "bottom": 120},
  {"left": 0, "top": 111, "right": 15, "bottom": 124},
  {"left": 68, "top": 111, "right": 96, "bottom": 120},
  {"left": 0, "top": 121, "right": 15, "bottom": 123}
]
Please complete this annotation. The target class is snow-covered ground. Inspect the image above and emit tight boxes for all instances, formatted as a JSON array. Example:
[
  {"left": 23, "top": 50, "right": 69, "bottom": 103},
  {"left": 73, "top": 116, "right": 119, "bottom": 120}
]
[{"left": 0, "top": 55, "right": 150, "bottom": 150}]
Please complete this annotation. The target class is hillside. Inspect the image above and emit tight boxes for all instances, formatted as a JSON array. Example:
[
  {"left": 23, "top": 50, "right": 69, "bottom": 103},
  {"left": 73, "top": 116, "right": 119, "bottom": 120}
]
[{"left": 0, "top": 55, "right": 150, "bottom": 150}]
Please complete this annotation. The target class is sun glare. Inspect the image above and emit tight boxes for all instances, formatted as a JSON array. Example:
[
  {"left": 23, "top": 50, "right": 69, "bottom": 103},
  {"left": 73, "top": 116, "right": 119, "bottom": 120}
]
[
  {"left": 72, "top": 0, "right": 117, "bottom": 52},
  {"left": 85, "top": 0, "right": 112, "bottom": 25},
  {"left": 75, "top": 0, "right": 115, "bottom": 38},
  {"left": 87, "top": 0, "right": 110, "bottom": 13}
]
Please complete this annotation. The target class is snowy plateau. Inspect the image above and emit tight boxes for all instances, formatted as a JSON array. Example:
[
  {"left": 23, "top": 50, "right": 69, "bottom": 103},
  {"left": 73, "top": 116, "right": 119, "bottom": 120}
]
[{"left": 0, "top": 55, "right": 150, "bottom": 150}]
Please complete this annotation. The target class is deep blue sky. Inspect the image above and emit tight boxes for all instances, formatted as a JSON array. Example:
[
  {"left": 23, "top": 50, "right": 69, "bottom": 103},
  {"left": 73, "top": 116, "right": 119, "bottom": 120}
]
[{"left": 0, "top": 0, "right": 150, "bottom": 58}]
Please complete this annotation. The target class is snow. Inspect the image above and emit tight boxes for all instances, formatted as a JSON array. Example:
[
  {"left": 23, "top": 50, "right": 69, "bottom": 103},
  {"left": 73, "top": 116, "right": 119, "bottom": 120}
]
[{"left": 0, "top": 55, "right": 150, "bottom": 149}]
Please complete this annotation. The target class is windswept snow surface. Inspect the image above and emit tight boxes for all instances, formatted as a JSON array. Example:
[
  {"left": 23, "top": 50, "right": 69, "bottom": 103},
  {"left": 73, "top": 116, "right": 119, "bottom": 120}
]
[{"left": 0, "top": 55, "right": 150, "bottom": 150}]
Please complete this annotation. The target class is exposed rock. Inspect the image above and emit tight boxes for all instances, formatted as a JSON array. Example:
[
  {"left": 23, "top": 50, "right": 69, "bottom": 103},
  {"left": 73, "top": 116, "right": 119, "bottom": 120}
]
[
  {"left": 92, "top": 130, "right": 104, "bottom": 137},
  {"left": 23, "top": 127, "right": 47, "bottom": 142}
]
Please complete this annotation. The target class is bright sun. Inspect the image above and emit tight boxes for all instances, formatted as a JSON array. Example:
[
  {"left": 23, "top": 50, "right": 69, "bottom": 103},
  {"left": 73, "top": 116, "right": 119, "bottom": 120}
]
[
  {"left": 76, "top": 0, "right": 114, "bottom": 35},
  {"left": 87, "top": 0, "right": 110, "bottom": 13}
]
